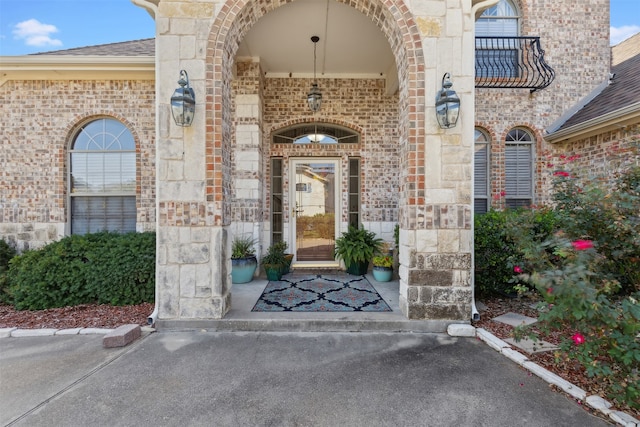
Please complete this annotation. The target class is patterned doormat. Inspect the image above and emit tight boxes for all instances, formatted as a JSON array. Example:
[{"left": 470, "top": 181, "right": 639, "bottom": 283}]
[{"left": 252, "top": 274, "right": 392, "bottom": 312}]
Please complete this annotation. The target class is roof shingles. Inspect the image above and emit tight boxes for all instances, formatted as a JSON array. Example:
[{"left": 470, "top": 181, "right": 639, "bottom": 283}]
[
  {"left": 32, "top": 38, "right": 154, "bottom": 56},
  {"left": 557, "top": 35, "right": 640, "bottom": 131}
]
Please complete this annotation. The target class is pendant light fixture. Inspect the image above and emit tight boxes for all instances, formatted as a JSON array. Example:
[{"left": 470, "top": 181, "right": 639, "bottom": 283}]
[{"left": 307, "top": 36, "right": 322, "bottom": 112}]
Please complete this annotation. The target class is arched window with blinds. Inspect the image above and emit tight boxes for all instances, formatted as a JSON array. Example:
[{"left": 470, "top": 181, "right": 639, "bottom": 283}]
[
  {"left": 505, "top": 128, "right": 533, "bottom": 208},
  {"left": 69, "top": 118, "right": 136, "bottom": 234}
]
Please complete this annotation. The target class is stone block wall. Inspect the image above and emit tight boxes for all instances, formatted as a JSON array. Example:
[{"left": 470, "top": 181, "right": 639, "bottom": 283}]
[{"left": 0, "top": 79, "right": 156, "bottom": 251}]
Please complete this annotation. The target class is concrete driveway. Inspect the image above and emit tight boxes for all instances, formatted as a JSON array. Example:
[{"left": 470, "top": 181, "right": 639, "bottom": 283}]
[{"left": 0, "top": 331, "right": 610, "bottom": 426}]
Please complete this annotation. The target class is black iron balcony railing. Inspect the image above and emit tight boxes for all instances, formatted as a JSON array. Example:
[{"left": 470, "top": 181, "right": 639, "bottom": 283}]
[{"left": 475, "top": 36, "right": 555, "bottom": 92}]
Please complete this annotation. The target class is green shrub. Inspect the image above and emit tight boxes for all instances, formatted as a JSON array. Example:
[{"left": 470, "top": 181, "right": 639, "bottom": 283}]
[
  {"left": 7, "top": 232, "right": 155, "bottom": 310},
  {"left": 0, "top": 239, "right": 17, "bottom": 304},
  {"left": 474, "top": 208, "right": 556, "bottom": 296},
  {"left": 474, "top": 210, "right": 516, "bottom": 296}
]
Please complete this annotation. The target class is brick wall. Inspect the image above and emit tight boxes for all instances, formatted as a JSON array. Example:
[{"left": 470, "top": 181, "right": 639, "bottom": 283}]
[
  {"left": 549, "top": 125, "right": 640, "bottom": 184},
  {"left": 475, "top": 0, "right": 610, "bottom": 209},
  {"left": 0, "top": 79, "right": 156, "bottom": 250},
  {"left": 262, "top": 77, "right": 400, "bottom": 225}
]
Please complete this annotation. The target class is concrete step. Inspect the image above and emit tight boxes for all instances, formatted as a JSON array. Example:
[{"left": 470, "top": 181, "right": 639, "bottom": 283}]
[{"left": 155, "top": 318, "right": 462, "bottom": 333}]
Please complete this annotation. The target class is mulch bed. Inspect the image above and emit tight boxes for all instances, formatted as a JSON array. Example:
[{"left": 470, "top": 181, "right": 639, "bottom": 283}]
[{"left": 0, "top": 303, "right": 153, "bottom": 329}]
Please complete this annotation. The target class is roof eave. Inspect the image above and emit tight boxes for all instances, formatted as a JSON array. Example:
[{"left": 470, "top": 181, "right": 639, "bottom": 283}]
[
  {"left": 0, "top": 56, "right": 155, "bottom": 83},
  {"left": 544, "top": 102, "right": 640, "bottom": 144}
]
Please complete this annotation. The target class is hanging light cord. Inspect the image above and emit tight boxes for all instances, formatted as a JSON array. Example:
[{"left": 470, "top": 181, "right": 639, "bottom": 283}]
[{"left": 313, "top": 39, "right": 318, "bottom": 85}]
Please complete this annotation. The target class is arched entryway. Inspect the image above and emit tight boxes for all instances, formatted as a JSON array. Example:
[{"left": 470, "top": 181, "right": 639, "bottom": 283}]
[
  {"left": 205, "top": 0, "right": 425, "bottom": 313},
  {"left": 153, "top": 0, "right": 477, "bottom": 325}
]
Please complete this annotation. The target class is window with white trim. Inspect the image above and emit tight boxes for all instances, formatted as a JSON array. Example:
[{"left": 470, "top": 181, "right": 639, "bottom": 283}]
[
  {"left": 69, "top": 118, "right": 136, "bottom": 234},
  {"left": 474, "top": 129, "right": 490, "bottom": 214},
  {"left": 505, "top": 128, "right": 533, "bottom": 208}
]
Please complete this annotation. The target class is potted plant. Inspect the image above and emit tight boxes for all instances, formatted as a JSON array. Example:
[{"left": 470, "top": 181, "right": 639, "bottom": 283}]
[
  {"left": 372, "top": 255, "right": 393, "bottom": 282},
  {"left": 334, "top": 226, "right": 383, "bottom": 275},
  {"left": 231, "top": 236, "right": 258, "bottom": 284},
  {"left": 261, "top": 241, "right": 287, "bottom": 281},
  {"left": 272, "top": 240, "right": 294, "bottom": 275}
]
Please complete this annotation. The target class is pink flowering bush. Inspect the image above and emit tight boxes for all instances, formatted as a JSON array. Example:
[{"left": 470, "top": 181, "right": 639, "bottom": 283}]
[
  {"left": 514, "top": 235, "right": 639, "bottom": 410},
  {"left": 509, "top": 163, "right": 640, "bottom": 410},
  {"left": 475, "top": 142, "right": 640, "bottom": 408}
]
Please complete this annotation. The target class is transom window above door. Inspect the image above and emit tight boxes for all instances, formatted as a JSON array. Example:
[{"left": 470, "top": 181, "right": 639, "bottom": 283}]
[{"left": 272, "top": 123, "right": 359, "bottom": 144}]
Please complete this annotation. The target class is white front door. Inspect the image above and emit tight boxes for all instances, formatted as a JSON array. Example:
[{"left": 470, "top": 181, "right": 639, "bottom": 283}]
[{"left": 290, "top": 158, "right": 340, "bottom": 266}]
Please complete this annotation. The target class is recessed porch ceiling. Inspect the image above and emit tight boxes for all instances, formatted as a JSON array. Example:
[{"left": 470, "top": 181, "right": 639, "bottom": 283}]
[{"left": 235, "top": 0, "right": 397, "bottom": 85}]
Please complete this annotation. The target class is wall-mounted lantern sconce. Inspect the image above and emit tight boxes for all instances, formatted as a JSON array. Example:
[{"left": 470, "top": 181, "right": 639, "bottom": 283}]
[
  {"left": 171, "top": 70, "right": 196, "bottom": 127},
  {"left": 435, "top": 72, "right": 460, "bottom": 129}
]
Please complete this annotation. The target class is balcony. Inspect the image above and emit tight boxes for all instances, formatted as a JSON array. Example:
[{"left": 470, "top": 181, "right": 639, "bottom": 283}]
[{"left": 475, "top": 37, "right": 555, "bottom": 92}]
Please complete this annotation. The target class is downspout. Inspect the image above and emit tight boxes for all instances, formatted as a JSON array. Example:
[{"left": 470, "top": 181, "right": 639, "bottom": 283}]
[
  {"left": 467, "top": 0, "right": 499, "bottom": 322},
  {"left": 131, "top": 0, "right": 159, "bottom": 325}
]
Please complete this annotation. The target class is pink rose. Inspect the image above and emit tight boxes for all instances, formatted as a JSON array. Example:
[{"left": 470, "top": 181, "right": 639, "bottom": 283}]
[
  {"left": 571, "top": 332, "right": 585, "bottom": 345},
  {"left": 571, "top": 240, "right": 594, "bottom": 251},
  {"left": 513, "top": 266, "right": 523, "bottom": 274}
]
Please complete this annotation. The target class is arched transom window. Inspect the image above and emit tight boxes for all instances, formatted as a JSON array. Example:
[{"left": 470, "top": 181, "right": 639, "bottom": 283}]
[
  {"left": 477, "top": 0, "right": 519, "bottom": 36},
  {"left": 69, "top": 118, "right": 136, "bottom": 234},
  {"left": 476, "top": 0, "right": 520, "bottom": 78},
  {"left": 273, "top": 123, "right": 359, "bottom": 144}
]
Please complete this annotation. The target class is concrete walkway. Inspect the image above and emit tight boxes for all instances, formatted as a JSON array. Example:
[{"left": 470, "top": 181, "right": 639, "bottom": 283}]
[{"left": 0, "top": 331, "right": 611, "bottom": 427}]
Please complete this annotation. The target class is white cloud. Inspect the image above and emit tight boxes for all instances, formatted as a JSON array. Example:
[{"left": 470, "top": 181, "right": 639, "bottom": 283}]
[
  {"left": 610, "top": 25, "right": 640, "bottom": 46},
  {"left": 12, "top": 19, "right": 62, "bottom": 47}
]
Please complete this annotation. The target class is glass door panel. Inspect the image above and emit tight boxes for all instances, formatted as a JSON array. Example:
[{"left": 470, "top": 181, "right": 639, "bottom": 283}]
[{"left": 291, "top": 160, "right": 338, "bottom": 263}]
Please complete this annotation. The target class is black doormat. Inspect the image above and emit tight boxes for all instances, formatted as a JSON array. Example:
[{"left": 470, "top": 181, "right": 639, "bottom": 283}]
[{"left": 252, "top": 274, "right": 392, "bottom": 312}]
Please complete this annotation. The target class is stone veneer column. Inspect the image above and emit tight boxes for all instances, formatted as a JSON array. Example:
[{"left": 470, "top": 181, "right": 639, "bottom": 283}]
[
  {"left": 397, "top": 0, "right": 475, "bottom": 321},
  {"left": 155, "top": 0, "right": 231, "bottom": 321}
]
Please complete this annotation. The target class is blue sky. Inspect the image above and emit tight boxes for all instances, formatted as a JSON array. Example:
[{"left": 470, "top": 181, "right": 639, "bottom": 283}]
[{"left": 0, "top": 0, "right": 638, "bottom": 56}]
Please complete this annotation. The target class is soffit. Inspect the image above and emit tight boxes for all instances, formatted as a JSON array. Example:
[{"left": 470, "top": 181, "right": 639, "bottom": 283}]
[{"left": 235, "top": 0, "right": 396, "bottom": 81}]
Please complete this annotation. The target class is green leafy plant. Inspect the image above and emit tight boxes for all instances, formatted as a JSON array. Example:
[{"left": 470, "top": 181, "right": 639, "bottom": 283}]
[
  {"left": 261, "top": 241, "right": 287, "bottom": 266},
  {"left": 231, "top": 236, "right": 256, "bottom": 259},
  {"left": 334, "top": 226, "right": 382, "bottom": 269},
  {"left": 372, "top": 255, "right": 393, "bottom": 268},
  {"left": 7, "top": 232, "right": 155, "bottom": 310}
]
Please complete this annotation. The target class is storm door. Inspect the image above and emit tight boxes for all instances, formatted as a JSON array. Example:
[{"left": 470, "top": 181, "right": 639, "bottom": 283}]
[{"left": 290, "top": 159, "right": 340, "bottom": 265}]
